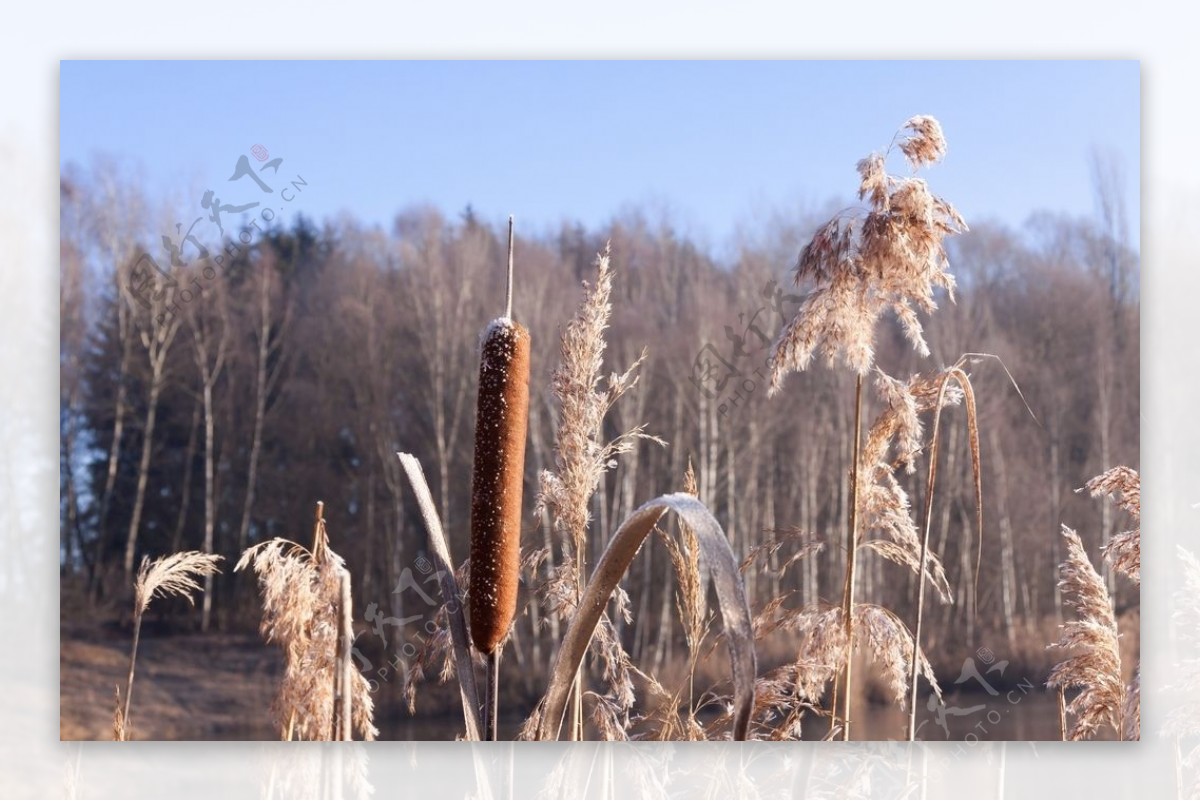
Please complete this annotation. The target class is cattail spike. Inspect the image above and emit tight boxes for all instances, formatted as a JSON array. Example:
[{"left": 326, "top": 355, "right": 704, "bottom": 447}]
[{"left": 469, "top": 318, "right": 531, "bottom": 655}]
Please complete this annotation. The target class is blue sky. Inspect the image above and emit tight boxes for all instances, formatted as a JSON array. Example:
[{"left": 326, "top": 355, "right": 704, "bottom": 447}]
[{"left": 60, "top": 61, "right": 1140, "bottom": 254}]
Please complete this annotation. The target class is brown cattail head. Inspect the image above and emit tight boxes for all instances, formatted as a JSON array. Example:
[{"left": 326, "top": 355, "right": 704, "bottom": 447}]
[{"left": 470, "top": 317, "right": 530, "bottom": 654}]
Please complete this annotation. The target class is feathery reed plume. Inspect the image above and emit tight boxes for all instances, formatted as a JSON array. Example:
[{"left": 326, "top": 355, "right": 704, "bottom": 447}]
[
  {"left": 1081, "top": 465, "right": 1141, "bottom": 740},
  {"left": 536, "top": 245, "right": 660, "bottom": 739},
  {"left": 470, "top": 217, "right": 531, "bottom": 740},
  {"left": 1082, "top": 465, "right": 1141, "bottom": 584},
  {"left": 235, "top": 503, "right": 377, "bottom": 740},
  {"left": 117, "top": 550, "right": 221, "bottom": 739},
  {"left": 767, "top": 115, "right": 966, "bottom": 388},
  {"left": 1047, "top": 526, "right": 1125, "bottom": 740}
]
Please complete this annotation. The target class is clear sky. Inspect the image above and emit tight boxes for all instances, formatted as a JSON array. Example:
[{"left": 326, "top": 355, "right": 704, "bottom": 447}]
[{"left": 60, "top": 60, "right": 1140, "bottom": 255}]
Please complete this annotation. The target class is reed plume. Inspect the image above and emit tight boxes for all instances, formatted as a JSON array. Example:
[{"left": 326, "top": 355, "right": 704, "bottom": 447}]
[
  {"left": 1081, "top": 465, "right": 1141, "bottom": 739},
  {"left": 116, "top": 550, "right": 222, "bottom": 740},
  {"left": 536, "top": 245, "right": 659, "bottom": 739},
  {"left": 235, "top": 503, "right": 377, "bottom": 741},
  {"left": 1082, "top": 465, "right": 1141, "bottom": 584},
  {"left": 768, "top": 114, "right": 966, "bottom": 388},
  {"left": 1047, "top": 526, "right": 1125, "bottom": 740}
]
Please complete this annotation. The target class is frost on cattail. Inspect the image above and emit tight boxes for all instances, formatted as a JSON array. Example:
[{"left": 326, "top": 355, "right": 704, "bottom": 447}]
[
  {"left": 1082, "top": 465, "right": 1141, "bottom": 584},
  {"left": 236, "top": 521, "right": 377, "bottom": 741},
  {"left": 1047, "top": 526, "right": 1125, "bottom": 740},
  {"left": 768, "top": 115, "right": 966, "bottom": 391},
  {"left": 469, "top": 316, "right": 531, "bottom": 655}
]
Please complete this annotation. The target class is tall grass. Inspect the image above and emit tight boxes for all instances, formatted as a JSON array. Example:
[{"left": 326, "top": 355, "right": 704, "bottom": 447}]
[
  {"left": 115, "top": 550, "right": 221, "bottom": 740},
  {"left": 1047, "top": 526, "right": 1125, "bottom": 740},
  {"left": 235, "top": 502, "right": 378, "bottom": 740},
  {"left": 767, "top": 115, "right": 969, "bottom": 740},
  {"left": 1049, "top": 465, "right": 1141, "bottom": 741}
]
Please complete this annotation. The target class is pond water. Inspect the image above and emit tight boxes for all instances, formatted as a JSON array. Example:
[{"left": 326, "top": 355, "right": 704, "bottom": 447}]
[{"left": 801, "top": 689, "right": 1074, "bottom": 742}]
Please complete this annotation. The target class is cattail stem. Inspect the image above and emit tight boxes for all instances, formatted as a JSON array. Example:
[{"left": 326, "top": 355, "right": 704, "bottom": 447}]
[
  {"left": 839, "top": 374, "right": 864, "bottom": 741},
  {"left": 485, "top": 649, "right": 501, "bottom": 741}
]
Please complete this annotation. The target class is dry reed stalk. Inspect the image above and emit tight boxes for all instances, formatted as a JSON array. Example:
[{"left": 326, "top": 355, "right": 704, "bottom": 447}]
[
  {"left": 536, "top": 246, "right": 660, "bottom": 740},
  {"left": 907, "top": 364, "right": 982, "bottom": 740},
  {"left": 1047, "top": 526, "right": 1125, "bottom": 740},
  {"left": 235, "top": 502, "right": 377, "bottom": 741},
  {"left": 116, "top": 549, "right": 222, "bottom": 740},
  {"left": 837, "top": 374, "right": 864, "bottom": 740},
  {"left": 766, "top": 116, "right": 965, "bottom": 741},
  {"left": 469, "top": 218, "right": 530, "bottom": 740}
]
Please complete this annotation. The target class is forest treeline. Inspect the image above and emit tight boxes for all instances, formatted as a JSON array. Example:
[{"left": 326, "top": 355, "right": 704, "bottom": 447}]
[{"left": 59, "top": 161, "right": 1138, "bottom": 692}]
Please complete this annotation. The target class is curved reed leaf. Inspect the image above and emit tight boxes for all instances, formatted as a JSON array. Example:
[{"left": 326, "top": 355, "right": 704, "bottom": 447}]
[{"left": 535, "top": 493, "right": 756, "bottom": 741}]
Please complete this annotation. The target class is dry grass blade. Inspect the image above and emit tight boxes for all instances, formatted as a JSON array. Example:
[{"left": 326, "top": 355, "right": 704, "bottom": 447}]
[
  {"left": 397, "top": 451, "right": 483, "bottom": 741},
  {"left": 1047, "top": 526, "right": 1125, "bottom": 740},
  {"left": 533, "top": 493, "right": 756, "bottom": 741}
]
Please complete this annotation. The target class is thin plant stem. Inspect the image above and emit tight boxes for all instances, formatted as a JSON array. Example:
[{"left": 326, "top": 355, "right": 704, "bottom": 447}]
[
  {"left": 908, "top": 376, "right": 950, "bottom": 740},
  {"left": 486, "top": 649, "right": 501, "bottom": 741},
  {"left": 505, "top": 216, "right": 514, "bottom": 320},
  {"left": 1058, "top": 686, "right": 1067, "bottom": 741},
  {"left": 340, "top": 570, "right": 352, "bottom": 741},
  {"left": 122, "top": 608, "right": 143, "bottom": 730},
  {"left": 839, "top": 374, "right": 864, "bottom": 741}
]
